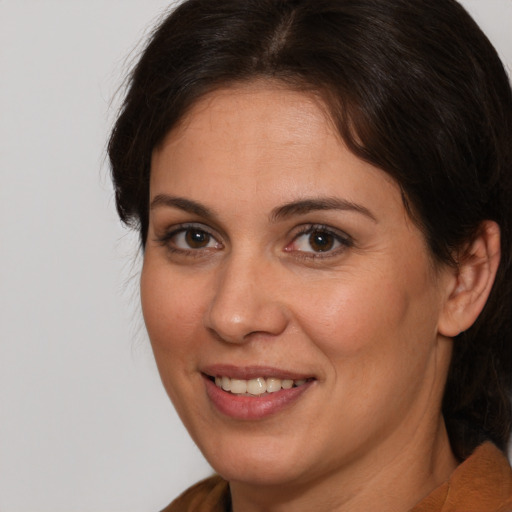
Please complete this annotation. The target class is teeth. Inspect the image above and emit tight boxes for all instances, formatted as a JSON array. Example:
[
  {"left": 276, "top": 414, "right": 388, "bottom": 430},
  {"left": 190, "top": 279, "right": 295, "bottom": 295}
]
[
  {"left": 281, "top": 379, "right": 293, "bottom": 389},
  {"left": 247, "top": 377, "right": 266, "bottom": 395},
  {"left": 213, "top": 376, "right": 309, "bottom": 396},
  {"left": 266, "top": 378, "right": 282, "bottom": 393},
  {"left": 221, "top": 376, "right": 231, "bottom": 392},
  {"left": 230, "top": 379, "right": 247, "bottom": 394}
]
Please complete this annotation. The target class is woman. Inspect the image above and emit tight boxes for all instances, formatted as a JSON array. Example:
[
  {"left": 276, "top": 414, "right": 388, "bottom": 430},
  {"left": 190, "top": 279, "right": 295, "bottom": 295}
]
[{"left": 108, "top": 0, "right": 512, "bottom": 510}]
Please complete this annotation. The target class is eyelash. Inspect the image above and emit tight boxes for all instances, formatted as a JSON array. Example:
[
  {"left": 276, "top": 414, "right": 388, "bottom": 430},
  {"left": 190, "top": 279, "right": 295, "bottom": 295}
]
[
  {"left": 286, "top": 224, "right": 353, "bottom": 259},
  {"left": 155, "top": 223, "right": 223, "bottom": 257},
  {"left": 154, "top": 223, "right": 353, "bottom": 260}
]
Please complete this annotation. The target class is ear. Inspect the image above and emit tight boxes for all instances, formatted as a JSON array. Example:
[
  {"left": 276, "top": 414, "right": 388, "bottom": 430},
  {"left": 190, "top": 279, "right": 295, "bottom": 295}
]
[{"left": 438, "top": 221, "right": 501, "bottom": 337}]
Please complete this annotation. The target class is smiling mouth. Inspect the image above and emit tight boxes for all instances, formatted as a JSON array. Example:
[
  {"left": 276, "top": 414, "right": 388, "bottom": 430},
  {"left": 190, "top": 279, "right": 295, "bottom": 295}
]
[{"left": 209, "top": 375, "right": 314, "bottom": 396}]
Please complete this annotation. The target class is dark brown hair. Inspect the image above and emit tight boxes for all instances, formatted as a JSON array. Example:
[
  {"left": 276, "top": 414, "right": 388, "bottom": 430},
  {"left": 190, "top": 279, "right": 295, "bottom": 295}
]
[{"left": 108, "top": 0, "right": 512, "bottom": 458}]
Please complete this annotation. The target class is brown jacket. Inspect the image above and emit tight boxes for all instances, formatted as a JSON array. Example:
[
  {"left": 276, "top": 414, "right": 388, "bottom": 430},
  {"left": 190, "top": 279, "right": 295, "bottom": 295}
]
[{"left": 162, "top": 443, "right": 512, "bottom": 512}]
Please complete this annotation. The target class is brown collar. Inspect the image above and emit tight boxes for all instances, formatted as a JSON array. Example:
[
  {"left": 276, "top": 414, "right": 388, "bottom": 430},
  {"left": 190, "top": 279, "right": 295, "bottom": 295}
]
[{"left": 410, "top": 442, "right": 512, "bottom": 512}]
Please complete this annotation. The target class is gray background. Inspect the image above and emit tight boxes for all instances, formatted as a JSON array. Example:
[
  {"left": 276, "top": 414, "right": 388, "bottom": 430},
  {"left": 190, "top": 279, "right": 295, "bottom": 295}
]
[{"left": 1, "top": 1, "right": 511, "bottom": 511}]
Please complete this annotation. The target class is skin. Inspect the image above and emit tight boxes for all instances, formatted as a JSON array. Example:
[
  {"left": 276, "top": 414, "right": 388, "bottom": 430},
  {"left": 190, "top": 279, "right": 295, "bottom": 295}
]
[{"left": 142, "top": 84, "right": 462, "bottom": 511}]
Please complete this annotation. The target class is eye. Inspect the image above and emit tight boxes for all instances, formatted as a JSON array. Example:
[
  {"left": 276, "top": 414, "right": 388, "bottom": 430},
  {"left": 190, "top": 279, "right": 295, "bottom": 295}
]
[
  {"left": 175, "top": 227, "right": 216, "bottom": 249},
  {"left": 286, "top": 225, "right": 352, "bottom": 256},
  {"left": 156, "top": 224, "right": 222, "bottom": 252}
]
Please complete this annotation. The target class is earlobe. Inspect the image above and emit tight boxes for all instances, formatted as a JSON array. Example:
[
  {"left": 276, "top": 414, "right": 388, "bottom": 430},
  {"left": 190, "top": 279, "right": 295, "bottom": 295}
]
[{"left": 438, "top": 221, "right": 501, "bottom": 338}]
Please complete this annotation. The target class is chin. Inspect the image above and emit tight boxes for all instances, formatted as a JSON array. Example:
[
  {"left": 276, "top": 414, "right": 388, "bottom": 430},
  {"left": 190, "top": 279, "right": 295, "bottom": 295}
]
[
  {"left": 198, "top": 433, "right": 312, "bottom": 486},
  {"left": 214, "top": 459, "right": 306, "bottom": 487}
]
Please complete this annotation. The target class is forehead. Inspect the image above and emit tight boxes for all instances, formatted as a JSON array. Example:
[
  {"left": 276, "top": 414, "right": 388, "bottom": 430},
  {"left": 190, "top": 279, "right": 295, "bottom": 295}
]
[
  {"left": 148, "top": 83, "right": 410, "bottom": 236},
  {"left": 157, "top": 82, "right": 336, "bottom": 155},
  {"left": 151, "top": 83, "right": 393, "bottom": 188}
]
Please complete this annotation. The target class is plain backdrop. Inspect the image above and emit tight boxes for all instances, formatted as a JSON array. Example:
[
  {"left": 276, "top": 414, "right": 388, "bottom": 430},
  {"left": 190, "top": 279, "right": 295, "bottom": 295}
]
[{"left": 0, "top": 1, "right": 511, "bottom": 511}]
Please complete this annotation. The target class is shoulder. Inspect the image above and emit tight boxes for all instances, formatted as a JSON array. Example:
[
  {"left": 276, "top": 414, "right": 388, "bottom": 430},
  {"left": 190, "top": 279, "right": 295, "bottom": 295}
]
[{"left": 160, "top": 475, "right": 230, "bottom": 512}]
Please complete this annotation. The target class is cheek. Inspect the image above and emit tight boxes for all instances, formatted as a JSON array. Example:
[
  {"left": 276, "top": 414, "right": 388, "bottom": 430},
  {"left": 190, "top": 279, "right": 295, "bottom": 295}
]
[
  {"left": 140, "top": 262, "right": 205, "bottom": 359},
  {"left": 292, "top": 258, "right": 442, "bottom": 402},
  {"left": 140, "top": 262, "right": 211, "bottom": 422},
  {"left": 294, "top": 274, "right": 412, "bottom": 357},
  {"left": 293, "top": 272, "right": 441, "bottom": 433}
]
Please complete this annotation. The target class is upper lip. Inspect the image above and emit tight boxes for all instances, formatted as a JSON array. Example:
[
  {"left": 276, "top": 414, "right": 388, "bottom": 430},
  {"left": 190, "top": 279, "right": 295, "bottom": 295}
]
[{"left": 202, "top": 364, "right": 314, "bottom": 381}]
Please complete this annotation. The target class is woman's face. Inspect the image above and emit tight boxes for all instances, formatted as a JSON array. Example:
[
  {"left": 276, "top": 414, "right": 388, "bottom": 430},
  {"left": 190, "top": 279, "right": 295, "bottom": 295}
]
[{"left": 142, "top": 84, "right": 454, "bottom": 488}]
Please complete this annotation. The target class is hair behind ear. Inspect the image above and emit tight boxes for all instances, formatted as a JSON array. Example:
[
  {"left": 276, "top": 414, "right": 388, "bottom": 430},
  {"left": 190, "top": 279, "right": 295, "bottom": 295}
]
[{"left": 442, "top": 221, "right": 511, "bottom": 458}]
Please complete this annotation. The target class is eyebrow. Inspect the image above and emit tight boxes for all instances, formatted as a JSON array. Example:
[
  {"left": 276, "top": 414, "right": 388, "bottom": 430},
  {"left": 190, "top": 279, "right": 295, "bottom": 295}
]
[
  {"left": 150, "top": 195, "right": 216, "bottom": 219},
  {"left": 150, "top": 194, "right": 376, "bottom": 223},
  {"left": 270, "top": 197, "right": 377, "bottom": 223}
]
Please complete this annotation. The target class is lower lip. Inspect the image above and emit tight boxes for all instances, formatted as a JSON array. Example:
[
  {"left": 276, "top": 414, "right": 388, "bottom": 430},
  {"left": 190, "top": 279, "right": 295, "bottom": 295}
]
[{"left": 204, "top": 376, "right": 313, "bottom": 420}]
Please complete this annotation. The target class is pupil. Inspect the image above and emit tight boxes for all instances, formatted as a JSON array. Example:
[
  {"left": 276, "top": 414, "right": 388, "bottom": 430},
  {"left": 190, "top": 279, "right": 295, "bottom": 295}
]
[
  {"left": 309, "top": 231, "right": 334, "bottom": 252},
  {"left": 186, "top": 229, "right": 209, "bottom": 248}
]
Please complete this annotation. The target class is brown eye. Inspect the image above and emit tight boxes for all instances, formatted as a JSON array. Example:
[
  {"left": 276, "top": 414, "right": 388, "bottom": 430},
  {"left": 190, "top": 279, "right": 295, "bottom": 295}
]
[
  {"left": 162, "top": 225, "right": 221, "bottom": 252},
  {"left": 309, "top": 231, "right": 335, "bottom": 252},
  {"left": 185, "top": 228, "right": 211, "bottom": 248},
  {"left": 287, "top": 225, "right": 352, "bottom": 257}
]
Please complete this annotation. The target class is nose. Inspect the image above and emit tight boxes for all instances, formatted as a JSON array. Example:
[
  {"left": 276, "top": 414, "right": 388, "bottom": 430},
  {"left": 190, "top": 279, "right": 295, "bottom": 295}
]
[{"left": 204, "top": 255, "right": 289, "bottom": 344}]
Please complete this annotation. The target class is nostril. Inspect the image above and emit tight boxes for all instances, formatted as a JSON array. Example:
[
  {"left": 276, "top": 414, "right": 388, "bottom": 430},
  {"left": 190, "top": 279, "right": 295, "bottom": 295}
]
[{"left": 207, "top": 327, "right": 231, "bottom": 344}]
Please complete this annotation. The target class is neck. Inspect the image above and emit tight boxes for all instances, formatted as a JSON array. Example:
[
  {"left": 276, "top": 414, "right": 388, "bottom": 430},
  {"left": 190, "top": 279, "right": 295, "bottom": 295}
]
[{"left": 229, "top": 417, "right": 458, "bottom": 512}]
